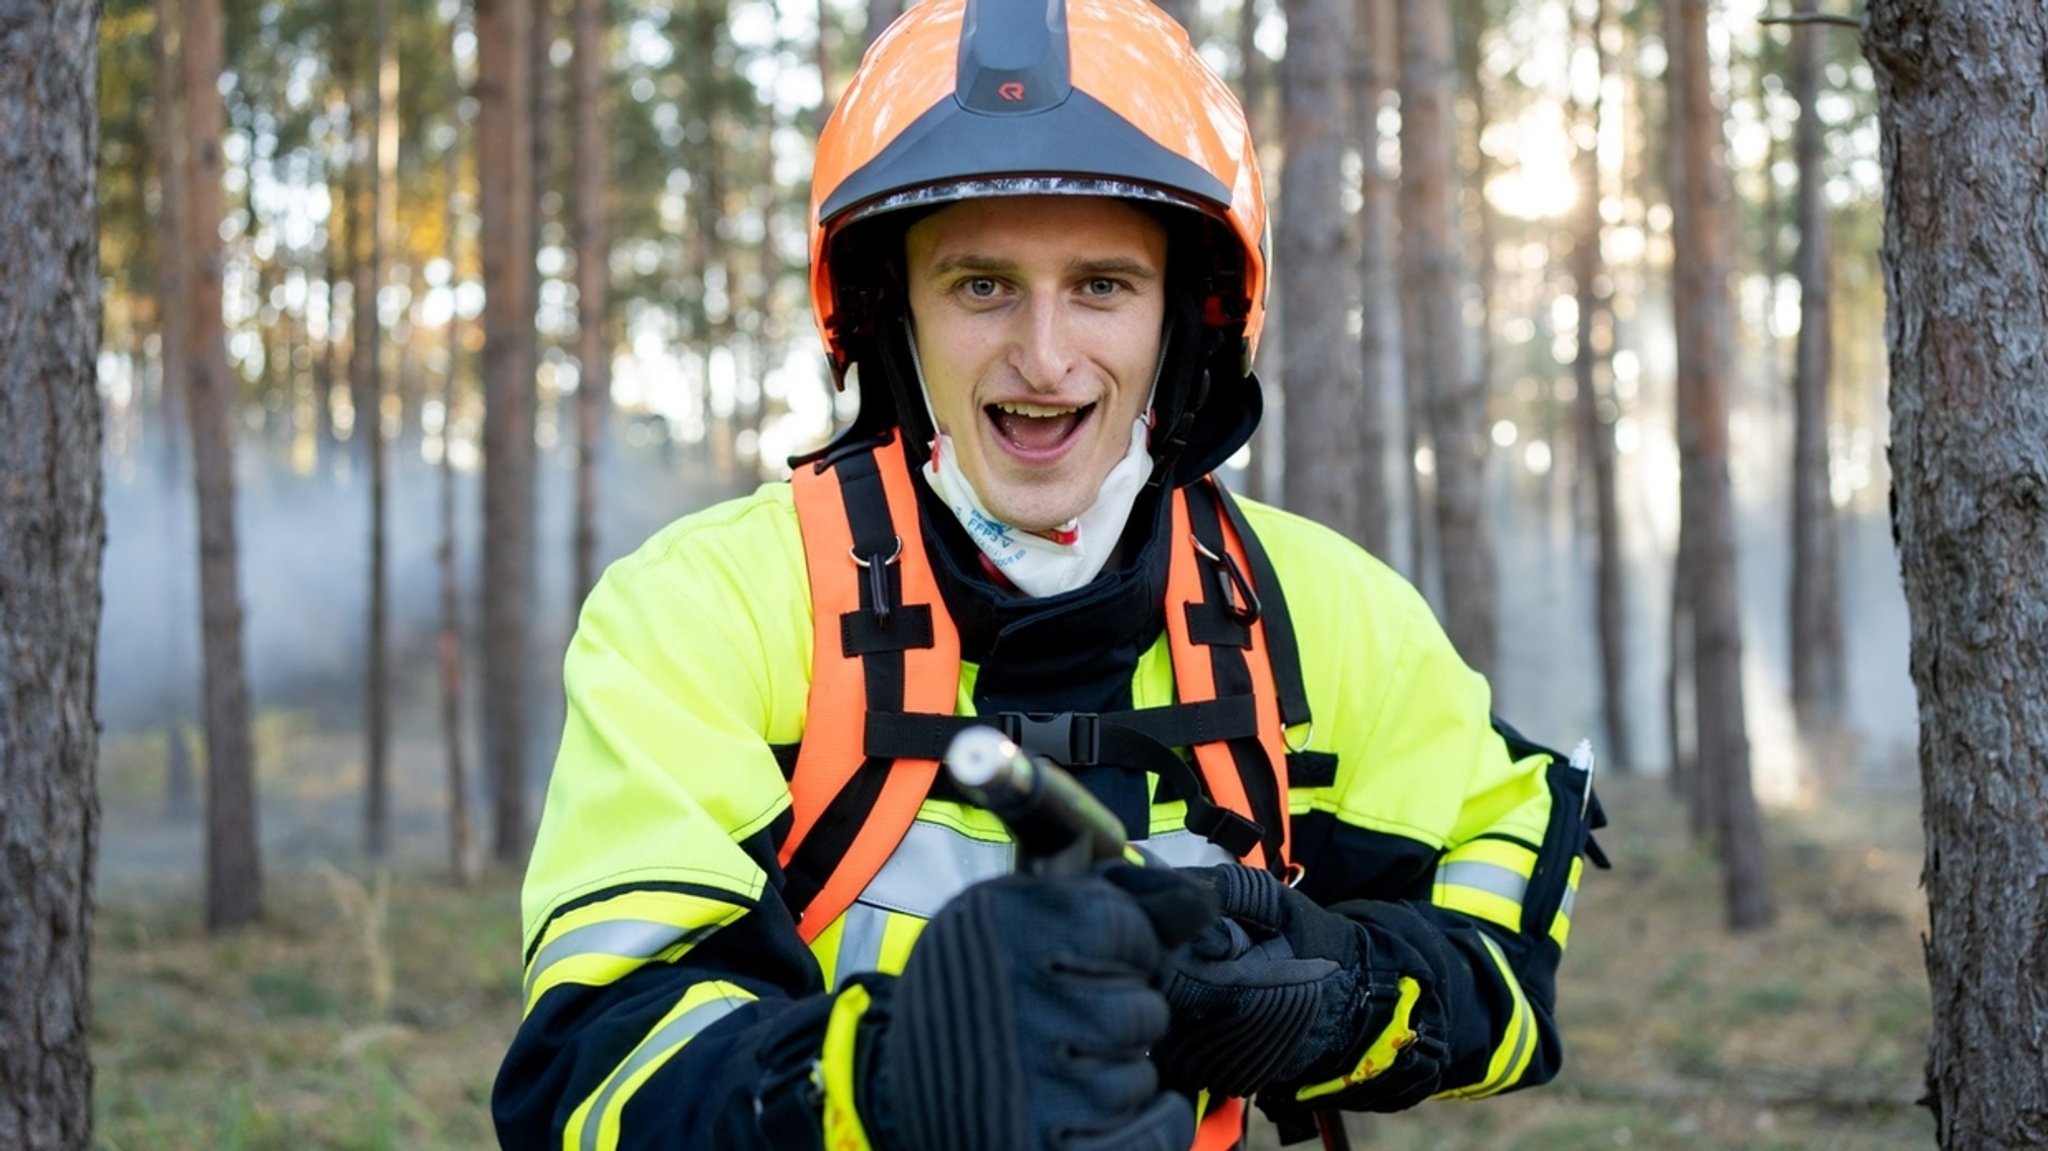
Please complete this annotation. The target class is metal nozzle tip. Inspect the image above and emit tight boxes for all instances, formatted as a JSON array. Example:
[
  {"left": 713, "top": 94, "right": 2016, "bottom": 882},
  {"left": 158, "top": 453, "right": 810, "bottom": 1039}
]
[{"left": 944, "top": 726, "right": 1020, "bottom": 789}]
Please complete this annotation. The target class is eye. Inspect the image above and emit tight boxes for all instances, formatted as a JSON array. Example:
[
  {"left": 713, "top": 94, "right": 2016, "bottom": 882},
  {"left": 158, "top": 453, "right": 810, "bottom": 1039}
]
[
  {"left": 960, "top": 276, "right": 1002, "bottom": 299},
  {"left": 1083, "top": 277, "right": 1124, "bottom": 298}
]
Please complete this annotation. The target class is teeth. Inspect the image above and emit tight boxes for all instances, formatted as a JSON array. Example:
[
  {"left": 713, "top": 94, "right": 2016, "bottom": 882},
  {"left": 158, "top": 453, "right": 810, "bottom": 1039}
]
[{"left": 992, "top": 401, "right": 1083, "bottom": 418}]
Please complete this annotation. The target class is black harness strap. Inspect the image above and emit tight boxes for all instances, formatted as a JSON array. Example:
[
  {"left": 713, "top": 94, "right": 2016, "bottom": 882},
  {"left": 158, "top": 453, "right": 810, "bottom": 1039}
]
[
  {"left": 865, "top": 702, "right": 1266, "bottom": 858},
  {"left": 1213, "top": 484, "right": 1312, "bottom": 729}
]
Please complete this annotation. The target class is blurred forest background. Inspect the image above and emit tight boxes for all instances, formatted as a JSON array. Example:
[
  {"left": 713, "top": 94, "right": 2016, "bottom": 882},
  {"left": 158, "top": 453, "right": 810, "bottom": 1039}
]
[{"left": 86, "top": 0, "right": 1939, "bottom": 1144}]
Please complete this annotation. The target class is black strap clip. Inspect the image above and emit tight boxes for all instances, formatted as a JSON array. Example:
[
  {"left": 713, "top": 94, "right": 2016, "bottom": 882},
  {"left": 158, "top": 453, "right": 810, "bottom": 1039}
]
[
  {"left": 851, "top": 538, "right": 903, "bottom": 628},
  {"left": 998, "top": 711, "right": 1102, "bottom": 768},
  {"left": 1192, "top": 537, "right": 1261, "bottom": 626}
]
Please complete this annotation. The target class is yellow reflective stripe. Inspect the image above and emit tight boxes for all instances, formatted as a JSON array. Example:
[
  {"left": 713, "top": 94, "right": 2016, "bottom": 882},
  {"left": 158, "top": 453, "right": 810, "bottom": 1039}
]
[
  {"left": 809, "top": 912, "right": 848, "bottom": 993},
  {"left": 1293, "top": 976, "right": 1422, "bottom": 1103},
  {"left": 821, "top": 983, "right": 877, "bottom": 1151},
  {"left": 1432, "top": 936, "right": 1535, "bottom": 1101},
  {"left": 876, "top": 910, "right": 927, "bottom": 977},
  {"left": 1549, "top": 856, "right": 1585, "bottom": 950},
  {"left": 561, "top": 980, "right": 756, "bottom": 1151},
  {"left": 524, "top": 891, "right": 751, "bottom": 1015},
  {"left": 1432, "top": 840, "right": 1537, "bottom": 932}
]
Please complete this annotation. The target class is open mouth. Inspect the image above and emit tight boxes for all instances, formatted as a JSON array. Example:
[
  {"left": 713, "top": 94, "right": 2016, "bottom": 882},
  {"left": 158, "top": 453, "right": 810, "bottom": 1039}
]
[{"left": 985, "top": 400, "right": 1097, "bottom": 456}]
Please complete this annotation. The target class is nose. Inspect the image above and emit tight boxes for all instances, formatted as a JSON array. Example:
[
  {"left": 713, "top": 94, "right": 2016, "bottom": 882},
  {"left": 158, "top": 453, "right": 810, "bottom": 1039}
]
[{"left": 1010, "top": 289, "right": 1076, "bottom": 392}]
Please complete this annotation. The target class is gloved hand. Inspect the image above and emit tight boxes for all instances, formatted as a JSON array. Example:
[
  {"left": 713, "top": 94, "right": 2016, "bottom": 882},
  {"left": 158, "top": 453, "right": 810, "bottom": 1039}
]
[
  {"left": 865, "top": 863, "right": 1216, "bottom": 1151},
  {"left": 1150, "top": 865, "right": 1374, "bottom": 1099}
]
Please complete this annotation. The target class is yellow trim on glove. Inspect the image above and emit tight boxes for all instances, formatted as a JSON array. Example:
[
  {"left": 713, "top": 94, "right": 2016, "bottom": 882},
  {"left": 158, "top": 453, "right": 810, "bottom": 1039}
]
[
  {"left": 1292, "top": 976, "right": 1423, "bottom": 1103},
  {"left": 1431, "top": 935, "right": 1535, "bottom": 1100},
  {"left": 820, "top": 983, "right": 877, "bottom": 1151}
]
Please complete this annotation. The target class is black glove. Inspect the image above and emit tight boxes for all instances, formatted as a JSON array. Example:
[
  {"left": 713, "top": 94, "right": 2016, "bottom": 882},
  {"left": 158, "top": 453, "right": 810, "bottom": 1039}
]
[
  {"left": 865, "top": 863, "right": 1215, "bottom": 1151},
  {"left": 1151, "top": 865, "right": 1375, "bottom": 1099}
]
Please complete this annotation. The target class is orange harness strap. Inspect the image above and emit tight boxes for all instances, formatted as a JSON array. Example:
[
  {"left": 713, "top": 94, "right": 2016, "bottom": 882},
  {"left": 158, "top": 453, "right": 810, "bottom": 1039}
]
[
  {"left": 787, "top": 447, "right": 1293, "bottom": 1151},
  {"left": 1193, "top": 1096, "right": 1248, "bottom": 1150},
  {"left": 783, "top": 434, "right": 961, "bottom": 943},
  {"left": 1163, "top": 477, "right": 1294, "bottom": 872}
]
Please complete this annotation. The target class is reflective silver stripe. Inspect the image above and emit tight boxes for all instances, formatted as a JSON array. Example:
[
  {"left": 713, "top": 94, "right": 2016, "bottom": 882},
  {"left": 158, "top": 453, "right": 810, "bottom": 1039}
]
[
  {"left": 1136, "top": 828, "right": 1237, "bottom": 869},
  {"left": 835, "top": 903, "right": 891, "bottom": 988},
  {"left": 859, "top": 820, "right": 1240, "bottom": 925},
  {"left": 1558, "top": 884, "right": 1578, "bottom": 921},
  {"left": 1487, "top": 1002, "right": 1535, "bottom": 1094},
  {"left": 1436, "top": 861, "right": 1529, "bottom": 906},
  {"left": 862, "top": 821, "right": 1014, "bottom": 918},
  {"left": 1475, "top": 938, "right": 1534, "bottom": 1096},
  {"left": 525, "top": 920, "right": 716, "bottom": 1005},
  {"left": 581, "top": 995, "right": 743, "bottom": 1151}
]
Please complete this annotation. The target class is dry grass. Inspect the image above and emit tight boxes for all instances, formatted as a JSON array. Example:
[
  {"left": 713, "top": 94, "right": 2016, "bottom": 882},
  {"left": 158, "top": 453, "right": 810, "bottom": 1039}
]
[
  {"left": 92, "top": 776, "right": 1933, "bottom": 1150},
  {"left": 92, "top": 866, "right": 523, "bottom": 1151}
]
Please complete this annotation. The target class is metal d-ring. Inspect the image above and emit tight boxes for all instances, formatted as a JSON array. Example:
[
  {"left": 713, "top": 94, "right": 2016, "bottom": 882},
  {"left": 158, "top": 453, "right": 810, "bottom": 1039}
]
[
  {"left": 848, "top": 536, "right": 903, "bottom": 567},
  {"left": 1285, "top": 719, "right": 1315, "bottom": 754}
]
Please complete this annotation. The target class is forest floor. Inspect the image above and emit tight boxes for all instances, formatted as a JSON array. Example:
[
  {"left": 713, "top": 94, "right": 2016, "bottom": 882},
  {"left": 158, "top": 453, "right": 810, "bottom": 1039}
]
[{"left": 92, "top": 734, "right": 1934, "bottom": 1150}]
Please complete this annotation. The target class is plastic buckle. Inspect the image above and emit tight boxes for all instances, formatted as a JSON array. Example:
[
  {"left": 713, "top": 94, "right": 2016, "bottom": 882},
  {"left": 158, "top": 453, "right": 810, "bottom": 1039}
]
[{"left": 999, "top": 711, "right": 1101, "bottom": 767}]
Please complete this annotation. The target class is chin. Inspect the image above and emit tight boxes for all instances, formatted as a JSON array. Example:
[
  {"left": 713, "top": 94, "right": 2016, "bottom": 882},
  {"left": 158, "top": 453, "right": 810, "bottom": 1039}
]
[{"left": 991, "top": 493, "right": 1087, "bottom": 533}]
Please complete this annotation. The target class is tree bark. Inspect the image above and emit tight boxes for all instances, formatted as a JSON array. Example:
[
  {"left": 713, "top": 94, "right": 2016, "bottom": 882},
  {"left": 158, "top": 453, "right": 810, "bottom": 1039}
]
[
  {"left": 1672, "top": 0, "right": 1772, "bottom": 931},
  {"left": 1279, "top": 0, "right": 1365, "bottom": 543},
  {"left": 359, "top": 0, "right": 396, "bottom": 859},
  {"left": 1786, "top": 0, "right": 1844, "bottom": 736},
  {"left": 1399, "top": 0, "right": 1495, "bottom": 677},
  {"left": 1350, "top": 0, "right": 1400, "bottom": 563},
  {"left": 441, "top": 14, "right": 475, "bottom": 886},
  {"left": 0, "top": 1, "right": 104, "bottom": 1139},
  {"left": 180, "top": 0, "right": 264, "bottom": 930},
  {"left": 572, "top": 0, "right": 609, "bottom": 608},
  {"left": 152, "top": 0, "right": 199, "bottom": 820},
  {"left": 1866, "top": 4, "right": 2048, "bottom": 1145},
  {"left": 477, "top": 0, "right": 538, "bottom": 864},
  {"left": 1571, "top": 0, "right": 1633, "bottom": 772}
]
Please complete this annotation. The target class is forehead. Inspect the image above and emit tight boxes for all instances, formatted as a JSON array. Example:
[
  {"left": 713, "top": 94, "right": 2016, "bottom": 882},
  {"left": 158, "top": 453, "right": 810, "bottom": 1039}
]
[{"left": 905, "top": 195, "right": 1168, "bottom": 268}]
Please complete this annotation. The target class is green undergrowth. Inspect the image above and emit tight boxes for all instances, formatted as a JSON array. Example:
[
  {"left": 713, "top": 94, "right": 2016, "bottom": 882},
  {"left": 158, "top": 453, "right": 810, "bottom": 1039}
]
[{"left": 93, "top": 778, "right": 1933, "bottom": 1150}]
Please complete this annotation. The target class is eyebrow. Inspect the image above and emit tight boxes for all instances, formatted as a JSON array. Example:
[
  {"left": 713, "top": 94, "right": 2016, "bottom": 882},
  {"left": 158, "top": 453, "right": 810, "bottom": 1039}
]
[{"left": 924, "top": 254, "right": 1161, "bottom": 281}]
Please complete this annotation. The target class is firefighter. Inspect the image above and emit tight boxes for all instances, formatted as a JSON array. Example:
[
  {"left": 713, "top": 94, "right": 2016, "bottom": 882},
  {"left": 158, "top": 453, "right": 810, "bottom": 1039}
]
[{"left": 493, "top": 0, "right": 1603, "bottom": 1146}]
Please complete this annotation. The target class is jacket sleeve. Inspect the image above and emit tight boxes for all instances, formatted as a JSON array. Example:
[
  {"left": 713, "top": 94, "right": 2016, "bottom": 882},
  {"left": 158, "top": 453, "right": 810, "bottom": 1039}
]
[
  {"left": 1269, "top": 532, "right": 1600, "bottom": 1117},
  {"left": 492, "top": 495, "right": 844, "bottom": 1151}
]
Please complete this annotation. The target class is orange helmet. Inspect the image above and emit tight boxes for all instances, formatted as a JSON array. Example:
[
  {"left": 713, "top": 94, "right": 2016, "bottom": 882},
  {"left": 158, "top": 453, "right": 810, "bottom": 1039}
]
[{"left": 808, "top": 0, "right": 1268, "bottom": 392}]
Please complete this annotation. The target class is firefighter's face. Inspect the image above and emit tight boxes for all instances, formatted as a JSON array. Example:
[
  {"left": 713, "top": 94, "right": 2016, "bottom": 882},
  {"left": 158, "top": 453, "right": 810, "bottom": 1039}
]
[{"left": 905, "top": 196, "right": 1167, "bottom": 534}]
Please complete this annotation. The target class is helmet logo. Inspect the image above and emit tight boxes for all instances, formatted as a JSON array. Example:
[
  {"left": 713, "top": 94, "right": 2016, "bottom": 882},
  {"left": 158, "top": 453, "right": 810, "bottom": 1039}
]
[{"left": 998, "top": 81, "right": 1027, "bottom": 102}]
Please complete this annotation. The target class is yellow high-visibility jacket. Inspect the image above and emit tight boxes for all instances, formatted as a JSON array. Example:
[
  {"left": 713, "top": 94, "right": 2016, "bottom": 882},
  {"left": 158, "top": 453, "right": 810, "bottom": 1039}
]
[{"left": 493, "top": 466, "right": 1598, "bottom": 1150}]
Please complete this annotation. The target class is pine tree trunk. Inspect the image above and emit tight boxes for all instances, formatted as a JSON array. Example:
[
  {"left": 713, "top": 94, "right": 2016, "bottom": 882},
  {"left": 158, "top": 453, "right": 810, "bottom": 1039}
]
[
  {"left": 1786, "top": 0, "right": 1844, "bottom": 736},
  {"left": 1399, "top": 0, "right": 1494, "bottom": 676},
  {"left": 1866, "top": 4, "right": 2048, "bottom": 1144},
  {"left": 1279, "top": 0, "right": 1364, "bottom": 542},
  {"left": 571, "top": 0, "right": 608, "bottom": 607},
  {"left": 181, "top": 0, "right": 263, "bottom": 930},
  {"left": 477, "top": 0, "right": 538, "bottom": 864},
  {"left": 153, "top": 0, "right": 199, "bottom": 820},
  {"left": 0, "top": 2, "right": 104, "bottom": 1138},
  {"left": 1672, "top": 0, "right": 1772, "bottom": 930},
  {"left": 1351, "top": 0, "right": 1401, "bottom": 563},
  {"left": 1571, "top": 0, "right": 1632, "bottom": 772},
  {"left": 441, "top": 26, "right": 476, "bottom": 885},
  {"left": 360, "top": 0, "right": 396, "bottom": 859}
]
